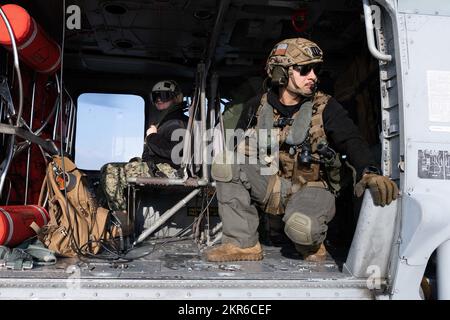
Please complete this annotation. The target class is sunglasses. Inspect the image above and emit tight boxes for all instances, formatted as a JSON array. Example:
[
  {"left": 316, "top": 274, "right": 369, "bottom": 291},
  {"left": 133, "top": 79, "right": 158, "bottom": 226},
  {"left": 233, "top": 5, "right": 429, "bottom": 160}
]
[
  {"left": 151, "top": 91, "right": 176, "bottom": 103},
  {"left": 293, "top": 63, "right": 322, "bottom": 76}
]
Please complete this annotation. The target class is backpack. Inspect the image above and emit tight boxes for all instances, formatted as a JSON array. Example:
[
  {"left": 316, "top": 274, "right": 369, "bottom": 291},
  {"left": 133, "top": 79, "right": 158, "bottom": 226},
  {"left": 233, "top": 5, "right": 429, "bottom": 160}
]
[{"left": 38, "top": 156, "right": 113, "bottom": 257}]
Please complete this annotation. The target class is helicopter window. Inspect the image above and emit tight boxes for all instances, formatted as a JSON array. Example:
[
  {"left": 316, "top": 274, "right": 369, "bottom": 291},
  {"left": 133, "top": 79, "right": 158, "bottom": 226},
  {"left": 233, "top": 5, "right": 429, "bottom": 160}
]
[{"left": 75, "top": 93, "right": 145, "bottom": 170}]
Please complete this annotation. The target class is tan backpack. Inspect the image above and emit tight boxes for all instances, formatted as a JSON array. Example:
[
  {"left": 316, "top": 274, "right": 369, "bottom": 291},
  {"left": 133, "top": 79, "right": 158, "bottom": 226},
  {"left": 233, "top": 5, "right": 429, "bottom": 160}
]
[{"left": 38, "top": 156, "right": 112, "bottom": 257}]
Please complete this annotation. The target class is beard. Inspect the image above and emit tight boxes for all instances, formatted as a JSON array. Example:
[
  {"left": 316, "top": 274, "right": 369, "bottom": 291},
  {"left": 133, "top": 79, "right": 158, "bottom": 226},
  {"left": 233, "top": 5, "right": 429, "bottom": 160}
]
[{"left": 286, "top": 81, "right": 316, "bottom": 98}]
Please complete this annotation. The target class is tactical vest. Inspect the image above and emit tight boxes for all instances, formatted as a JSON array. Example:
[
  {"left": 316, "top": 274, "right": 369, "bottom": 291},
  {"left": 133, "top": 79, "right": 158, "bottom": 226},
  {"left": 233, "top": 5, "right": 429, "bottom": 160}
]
[{"left": 254, "top": 91, "right": 350, "bottom": 211}]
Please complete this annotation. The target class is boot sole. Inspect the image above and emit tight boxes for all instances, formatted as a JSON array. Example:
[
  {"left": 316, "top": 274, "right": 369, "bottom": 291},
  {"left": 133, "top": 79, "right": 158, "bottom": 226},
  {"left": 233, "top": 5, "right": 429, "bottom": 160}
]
[{"left": 207, "top": 253, "right": 263, "bottom": 262}]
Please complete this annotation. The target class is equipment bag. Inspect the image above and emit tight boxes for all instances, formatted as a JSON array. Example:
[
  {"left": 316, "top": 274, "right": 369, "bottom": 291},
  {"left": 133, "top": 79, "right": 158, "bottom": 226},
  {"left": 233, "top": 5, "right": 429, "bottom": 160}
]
[{"left": 38, "top": 156, "right": 112, "bottom": 257}]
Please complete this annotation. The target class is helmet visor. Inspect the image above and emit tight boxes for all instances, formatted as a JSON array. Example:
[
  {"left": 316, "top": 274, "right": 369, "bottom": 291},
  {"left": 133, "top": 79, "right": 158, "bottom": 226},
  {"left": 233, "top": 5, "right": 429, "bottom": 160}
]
[
  {"left": 151, "top": 91, "right": 176, "bottom": 103},
  {"left": 293, "top": 63, "right": 322, "bottom": 76}
]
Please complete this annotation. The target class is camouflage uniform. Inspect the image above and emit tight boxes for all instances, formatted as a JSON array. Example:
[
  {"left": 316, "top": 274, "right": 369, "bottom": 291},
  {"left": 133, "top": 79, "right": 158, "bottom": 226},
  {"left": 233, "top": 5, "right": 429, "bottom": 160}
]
[
  {"left": 207, "top": 38, "right": 397, "bottom": 263},
  {"left": 100, "top": 160, "right": 180, "bottom": 211},
  {"left": 100, "top": 80, "right": 187, "bottom": 212},
  {"left": 100, "top": 161, "right": 153, "bottom": 211},
  {"left": 212, "top": 38, "right": 337, "bottom": 253}
]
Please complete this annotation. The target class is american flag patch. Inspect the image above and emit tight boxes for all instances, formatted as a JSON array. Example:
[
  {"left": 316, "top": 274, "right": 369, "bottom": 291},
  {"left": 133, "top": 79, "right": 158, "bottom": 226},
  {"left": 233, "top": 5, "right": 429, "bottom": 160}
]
[{"left": 273, "top": 43, "right": 288, "bottom": 55}]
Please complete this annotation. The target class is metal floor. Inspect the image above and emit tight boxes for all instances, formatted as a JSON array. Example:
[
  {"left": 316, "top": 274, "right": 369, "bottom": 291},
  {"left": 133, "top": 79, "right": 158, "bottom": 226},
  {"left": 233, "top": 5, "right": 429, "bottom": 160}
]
[{"left": 0, "top": 239, "right": 350, "bottom": 281}]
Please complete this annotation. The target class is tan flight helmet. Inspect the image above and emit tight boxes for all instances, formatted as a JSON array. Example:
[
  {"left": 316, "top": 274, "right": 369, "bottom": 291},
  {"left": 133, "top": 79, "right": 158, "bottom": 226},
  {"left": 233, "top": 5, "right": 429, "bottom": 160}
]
[
  {"left": 150, "top": 80, "right": 183, "bottom": 106},
  {"left": 266, "top": 38, "right": 323, "bottom": 87}
]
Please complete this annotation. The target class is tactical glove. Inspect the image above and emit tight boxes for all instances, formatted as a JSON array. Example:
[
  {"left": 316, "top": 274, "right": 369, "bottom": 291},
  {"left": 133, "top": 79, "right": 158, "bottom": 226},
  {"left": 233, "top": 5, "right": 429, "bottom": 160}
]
[{"left": 355, "top": 173, "right": 399, "bottom": 206}]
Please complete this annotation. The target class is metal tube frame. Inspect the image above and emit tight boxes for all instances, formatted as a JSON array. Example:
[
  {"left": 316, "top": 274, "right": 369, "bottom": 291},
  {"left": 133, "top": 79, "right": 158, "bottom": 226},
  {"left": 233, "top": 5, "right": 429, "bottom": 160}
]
[
  {"left": 134, "top": 188, "right": 201, "bottom": 245},
  {"left": 24, "top": 74, "right": 37, "bottom": 204},
  {"left": 66, "top": 89, "right": 76, "bottom": 155},
  {"left": 0, "top": 133, "right": 14, "bottom": 196},
  {"left": 128, "top": 0, "right": 232, "bottom": 246},
  {"left": 362, "top": 0, "right": 392, "bottom": 62},
  {"left": 0, "top": 77, "right": 16, "bottom": 196},
  {"left": 0, "top": 6, "right": 24, "bottom": 125},
  {"left": 180, "top": 72, "right": 200, "bottom": 176},
  {"left": 53, "top": 75, "right": 61, "bottom": 141},
  {"left": 198, "top": 64, "right": 208, "bottom": 185},
  {"left": 205, "top": 0, "right": 231, "bottom": 74},
  {"left": 0, "top": 7, "right": 25, "bottom": 197},
  {"left": 34, "top": 94, "right": 59, "bottom": 137}
]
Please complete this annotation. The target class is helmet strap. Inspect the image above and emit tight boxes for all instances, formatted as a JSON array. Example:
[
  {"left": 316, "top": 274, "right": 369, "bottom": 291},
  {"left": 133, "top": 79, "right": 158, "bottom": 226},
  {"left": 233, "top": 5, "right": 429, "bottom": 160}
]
[{"left": 287, "top": 67, "right": 301, "bottom": 92}]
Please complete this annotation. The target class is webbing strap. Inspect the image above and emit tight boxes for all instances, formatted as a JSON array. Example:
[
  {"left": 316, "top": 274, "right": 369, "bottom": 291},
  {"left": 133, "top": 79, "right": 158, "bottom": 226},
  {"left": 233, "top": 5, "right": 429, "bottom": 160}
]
[
  {"left": 264, "top": 176, "right": 282, "bottom": 215},
  {"left": 29, "top": 221, "right": 41, "bottom": 234},
  {"left": 309, "top": 92, "right": 330, "bottom": 152}
]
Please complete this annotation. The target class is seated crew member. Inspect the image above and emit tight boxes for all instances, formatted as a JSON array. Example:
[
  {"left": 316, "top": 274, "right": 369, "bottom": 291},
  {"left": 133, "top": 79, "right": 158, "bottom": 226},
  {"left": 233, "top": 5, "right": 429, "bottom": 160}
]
[{"left": 100, "top": 80, "right": 188, "bottom": 212}]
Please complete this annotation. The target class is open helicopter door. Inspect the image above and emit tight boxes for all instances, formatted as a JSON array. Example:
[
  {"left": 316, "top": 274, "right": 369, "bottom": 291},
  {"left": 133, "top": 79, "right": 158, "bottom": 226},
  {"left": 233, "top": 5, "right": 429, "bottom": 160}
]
[
  {"left": 376, "top": 0, "right": 450, "bottom": 300},
  {"left": 343, "top": 0, "right": 400, "bottom": 291}
]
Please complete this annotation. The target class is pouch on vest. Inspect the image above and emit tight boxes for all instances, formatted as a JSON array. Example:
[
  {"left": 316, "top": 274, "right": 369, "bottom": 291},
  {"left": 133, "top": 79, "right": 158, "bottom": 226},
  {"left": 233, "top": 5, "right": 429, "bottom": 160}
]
[
  {"left": 324, "top": 156, "right": 356, "bottom": 195},
  {"left": 285, "top": 101, "right": 313, "bottom": 146}
]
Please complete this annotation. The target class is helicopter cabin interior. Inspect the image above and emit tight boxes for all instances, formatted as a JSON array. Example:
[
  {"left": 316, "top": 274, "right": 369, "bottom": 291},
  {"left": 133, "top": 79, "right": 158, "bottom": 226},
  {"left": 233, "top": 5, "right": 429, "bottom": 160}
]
[{"left": 0, "top": 0, "right": 405, "bottom": 299}]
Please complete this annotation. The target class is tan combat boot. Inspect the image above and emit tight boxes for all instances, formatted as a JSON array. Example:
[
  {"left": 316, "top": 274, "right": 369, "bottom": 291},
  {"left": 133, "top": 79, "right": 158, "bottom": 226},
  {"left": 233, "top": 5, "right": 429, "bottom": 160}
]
[
  {"left": 295, "top": 243, "right": 328, "bottom": 262},
  {"left": 205, "top": 242, "right": 263, "bottom": 262}
]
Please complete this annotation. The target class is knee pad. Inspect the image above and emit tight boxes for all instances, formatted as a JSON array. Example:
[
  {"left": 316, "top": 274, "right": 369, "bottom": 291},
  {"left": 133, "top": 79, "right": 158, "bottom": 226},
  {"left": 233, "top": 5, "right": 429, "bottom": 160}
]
[{"left": 284, "top": 212, "right": 313, "bottom": 245}]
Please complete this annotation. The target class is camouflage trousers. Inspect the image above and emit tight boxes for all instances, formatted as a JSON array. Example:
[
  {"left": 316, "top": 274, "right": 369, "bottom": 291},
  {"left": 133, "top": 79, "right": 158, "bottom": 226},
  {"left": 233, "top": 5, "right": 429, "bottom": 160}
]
[{"left": 100, "top": 161, "right": 153, "bottom": 211}]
